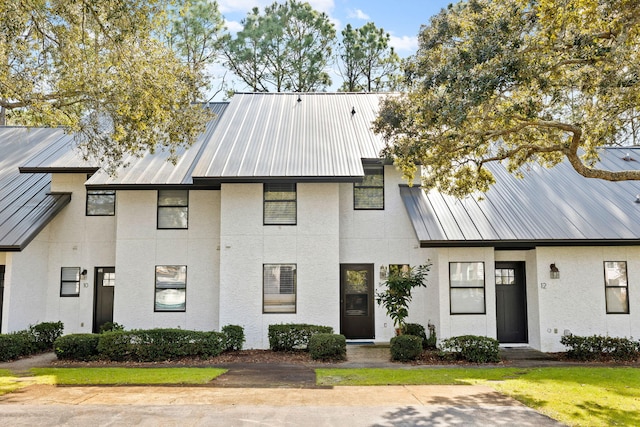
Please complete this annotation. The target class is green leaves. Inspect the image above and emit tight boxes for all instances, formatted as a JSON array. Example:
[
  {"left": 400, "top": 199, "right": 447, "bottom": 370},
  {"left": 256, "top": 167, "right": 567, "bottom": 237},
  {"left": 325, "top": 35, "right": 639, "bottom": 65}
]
[
  {"left": 376, "top": 264, "right": 431, "bottom": 330},
  {"left": 375, "top": 0, "right": 640, "bottom": 196}
]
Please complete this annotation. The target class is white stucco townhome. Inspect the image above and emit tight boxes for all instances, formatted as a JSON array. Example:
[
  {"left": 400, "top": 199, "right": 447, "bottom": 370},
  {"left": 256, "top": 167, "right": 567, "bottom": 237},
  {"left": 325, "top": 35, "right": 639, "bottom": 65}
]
[{"left": 1, "top": 92, "right": 639, "bottom": 352}]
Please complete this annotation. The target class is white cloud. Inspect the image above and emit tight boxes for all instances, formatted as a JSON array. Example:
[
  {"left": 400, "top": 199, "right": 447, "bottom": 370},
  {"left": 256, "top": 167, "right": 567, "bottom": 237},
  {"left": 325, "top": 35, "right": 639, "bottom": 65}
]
[
  {"left": 306, "top": 0, "right": 335, "bottom": 15},
  {"left": 347, "top": 9, "right": 370, "bottom": 20},
  {"left": 224, "top": 20, "right": 244, "bottom": 33},
  {"left": 389, "top": 35, "right": 418, "bottom": 54},
  {"left": 217, "top": 0, "right": 271, "bottom": 14}
]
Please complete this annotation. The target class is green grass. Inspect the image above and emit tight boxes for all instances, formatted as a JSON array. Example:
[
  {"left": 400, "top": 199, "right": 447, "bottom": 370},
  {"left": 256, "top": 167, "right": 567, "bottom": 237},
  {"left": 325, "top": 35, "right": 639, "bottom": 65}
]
[
  {"left": 316, "top": 367, "right": 640, "bottom": 426},
  {"left": 30, "top": 367, "right": 227, "bottom": 385}
]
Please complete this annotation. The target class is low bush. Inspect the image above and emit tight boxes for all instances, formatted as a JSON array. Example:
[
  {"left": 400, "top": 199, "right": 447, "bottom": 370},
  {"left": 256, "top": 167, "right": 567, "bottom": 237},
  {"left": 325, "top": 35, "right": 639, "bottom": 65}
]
[
  {"left": 402, "top": 323, "right": 427, "bottom": 348},
  {"left": 222, "top": 325, "right": 245, "bottom": 351},
  {"left": 29, "top": 321, "right": 64, "bottom": 351},
  {"left": 54, "top": 334, "right": 100, "bottom": 361},
  {"left": 96, "top": 329, "right": 226, "bottom": 362},
  {"left": 268, "top": 324, "right": 333, "bottom": 352},
  {"left": 0, "top": 331, "right": 35, "bottom": 362},
  {"left": 439, "top": 335, "right": 500, "bottom": 363},
  {"left": 98, "top": 322, "right": 124, "bottom": 333},
  {"left": 309, "top": 334, "right": 346, "bottom": 361},
  {"left": 560, "top": 334, "right": 640, "bottom": 362},
  {"left": 390, "top": 334, "right": 423, "bottom": 361}
]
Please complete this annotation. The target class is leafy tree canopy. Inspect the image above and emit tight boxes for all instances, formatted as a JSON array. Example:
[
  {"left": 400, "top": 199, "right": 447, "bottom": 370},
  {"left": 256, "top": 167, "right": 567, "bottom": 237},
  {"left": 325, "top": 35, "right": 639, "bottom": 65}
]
[
  {"left": 0, "top": 0, "right": 220, "bottom": 172},
  {"left": 374, "top": 0, "right": 640, "bottom": 197}
]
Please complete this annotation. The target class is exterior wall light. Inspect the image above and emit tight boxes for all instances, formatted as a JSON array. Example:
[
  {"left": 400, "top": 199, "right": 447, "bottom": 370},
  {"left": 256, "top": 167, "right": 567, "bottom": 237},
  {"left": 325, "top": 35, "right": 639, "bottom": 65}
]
[
  {"left": 379, "top": 265, "right": 388, "bottom": 280},
  {"left": 550, "top": 263, "right": 560, "bottom": 279},
  {"left": 80, "top": 269, "right": 88, "bottom": 278}
]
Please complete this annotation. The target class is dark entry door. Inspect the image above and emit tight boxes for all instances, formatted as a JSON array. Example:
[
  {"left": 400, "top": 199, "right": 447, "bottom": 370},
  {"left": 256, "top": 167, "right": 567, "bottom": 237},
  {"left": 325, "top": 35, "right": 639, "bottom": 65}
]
[
  {"left": 0, "top": 265, "right": 5, "bottom": 331},
  {"left": 340, "top": 264, "right": 374, "bottom": 339},
  {"left": 93, "top": 267, "right": 115, "bottom": 333},
  {"left": 495, "top": 262, "right": 528, "bottom": 343}
]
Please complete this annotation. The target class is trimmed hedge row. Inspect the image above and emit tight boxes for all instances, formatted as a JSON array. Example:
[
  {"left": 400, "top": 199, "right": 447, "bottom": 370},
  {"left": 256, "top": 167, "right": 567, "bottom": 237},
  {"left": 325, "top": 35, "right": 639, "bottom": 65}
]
[
  {"left": 391, "top": 334, "right": 423, "bottom": 361},
  {"left": 268, "top": 324, "right": 333, "bottom": 351},
  {"left": 54, "top": 325, "right": 245, "bottom": 362},
  {"left": 561, "top": 334, "right": 640, "bottom": 361},
  {"left": 309, "top": 333, "right": 346, "bottom": 361},
  {"left": 0, "top": 321, "right": 64, "bottom": 362},
  {"left": 439, "top": 335, "right": 501, "bottom": 363}
]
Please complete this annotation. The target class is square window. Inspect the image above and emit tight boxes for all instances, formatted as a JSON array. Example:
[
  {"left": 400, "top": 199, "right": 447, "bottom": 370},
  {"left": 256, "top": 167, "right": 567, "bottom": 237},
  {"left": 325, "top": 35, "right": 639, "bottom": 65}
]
[
  {"left": 60, "top": 267, "right": 80, "bottom": 297},
  {"left": 264, "top": 183, "right": 296, "bottom": 225},
  {"left": 354, "top": 164, "right": 384, "bottom": 209},
  {"left": 449, "top": 262, "right": 485, "bottom": 314},
  {"left": 155, "top": 265, "right": 186, "bottom": 311},
  {"left": 86, "top": 190, "right": 116, "bottom": 216},
  {"left": 157, "top": 190, "right": 188, "bottom": 229},
  {"left": 263, "top": 264, "right": 296, "bottom": 313},
  {"left": 604, "top": 261, "right": 629, "bottom": 314}
]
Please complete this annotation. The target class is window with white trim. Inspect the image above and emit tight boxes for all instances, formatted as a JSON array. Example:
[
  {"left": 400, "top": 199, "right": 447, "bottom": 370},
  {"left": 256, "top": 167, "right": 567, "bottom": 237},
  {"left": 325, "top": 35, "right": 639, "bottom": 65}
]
[
  {"left": 155, "top": 265, "right": 186, "bottom": 312},
  {"left": 449, "top": 262, "right": 485, "bottom": 314},
  {"left": 264, "top": 183, "right": 296, "bottom": 225},
  {"left": 60, "top": 267, "right": 80, "bottom": 297},
  {"left": 86, "top": 190, "right": 116, "bottom": 216},
  {"left": 157, "top": 190, "right": 188, "bottom": 229},
  {"left": 604, "top": 261, "right": 629, "bottom": 314},
  {"left": 354, "top": 164, "right": 384, "bottom": 209},
  {"left": 263, "top": 264, "right": 296, "bottom": 313}
]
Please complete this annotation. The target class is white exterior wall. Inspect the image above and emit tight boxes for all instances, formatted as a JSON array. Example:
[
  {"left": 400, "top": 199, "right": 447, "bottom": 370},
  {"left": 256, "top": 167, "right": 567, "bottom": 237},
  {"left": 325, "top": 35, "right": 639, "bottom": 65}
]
[
  {"left": 339, "top": 165, "right": 434, "bottom": 343},
  {"left": 114, "top": 189, "right": 219, "bottom": 332},
  {"left": 219, "top": 183, "right": 340, "bottom": 349}
]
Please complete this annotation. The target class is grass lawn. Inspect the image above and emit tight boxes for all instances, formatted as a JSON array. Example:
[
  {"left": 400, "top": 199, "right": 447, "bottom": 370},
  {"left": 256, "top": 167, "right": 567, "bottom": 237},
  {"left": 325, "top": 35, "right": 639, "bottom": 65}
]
[
  {"left": 30, "top": 367, "right": 227, "bottom": 385},
  {"left": 316, "top": 367, "right": 640, "bottom": 427}
]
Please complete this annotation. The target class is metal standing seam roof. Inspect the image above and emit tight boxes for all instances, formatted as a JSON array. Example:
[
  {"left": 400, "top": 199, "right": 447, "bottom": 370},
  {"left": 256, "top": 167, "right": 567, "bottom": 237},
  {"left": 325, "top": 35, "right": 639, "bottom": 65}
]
[
  {"left": 0, "top": 127, "right": 71, "bottom": 251},
  {"left": 191, "top": 92, "right": 390, "bottom": 182},
  {"left": 401, "top": 148, "right": 640, "bottom": 247}
]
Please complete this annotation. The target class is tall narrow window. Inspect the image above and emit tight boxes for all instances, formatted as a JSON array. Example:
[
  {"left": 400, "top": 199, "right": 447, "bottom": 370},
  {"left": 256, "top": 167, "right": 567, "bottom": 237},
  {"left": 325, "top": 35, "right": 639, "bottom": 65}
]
[
  {"left": 264, "top": 183, "right": 296, "bottom": 225},
  {"left": 86, "top": 189, "right": 116, "bottom": 216},
  {"left": 263, "top": 264, "right": 296, "bottom": 313},
  {"left": 449, "top": 262, "right": 485, "bottom": 314},
  {"left": 157, "top": 190, "right": 188, "bottom": 229},
  {"left": 60, "top": 267, "right": 80, "bottom": 297},
  {"left": 354, "top": 163, "right": 384, "bottom": 209},
  {"left": 604, "top": 261, "right": 629, "bottom": 314},
  {"left": 155, "top": 265, "right": 186, "bottom": 311}
]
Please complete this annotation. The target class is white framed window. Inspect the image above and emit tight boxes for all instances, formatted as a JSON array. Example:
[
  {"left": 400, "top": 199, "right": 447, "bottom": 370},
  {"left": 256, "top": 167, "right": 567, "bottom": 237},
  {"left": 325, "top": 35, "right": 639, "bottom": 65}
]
[
  {"left": 157, "top": 190, "right": 188, "bottom": 229},
  {"left": 449, "top": 262, "right": 485, "bottom": 314},
  {"left": 604, "top": 261, "right": 629, "bottom": 314},
  {"left": 354, "top": 163, "right": 384, "bottom": 210},
  {"left": 155, "top": 265, "right": 186, "bottom": 312},
  {"left": 60, "top": 267, "right": 80, "bottom": 297},
  {"left": 263, "top": 264, "right": 296, "bottom": 313},
  {"left": 264, "top": 183, "right": 296, "bottom": 225},
  {"left": 86, "top": 190, "right": 116, "bottom": 216}
]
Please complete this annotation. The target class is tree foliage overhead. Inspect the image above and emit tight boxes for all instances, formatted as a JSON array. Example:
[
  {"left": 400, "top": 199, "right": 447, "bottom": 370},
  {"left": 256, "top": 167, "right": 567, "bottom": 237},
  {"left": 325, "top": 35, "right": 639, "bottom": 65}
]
[
  {"left": 337, "top": 22, "right": 400, "bottom": 92},
  {"left": 221, "top": 0, "right": 335, "bottom": 92},
  {"left": 0, "top": 0, "right": 217, "bottom": 171},
  {"left": 373, "top": 0, "right": 640, "bottom": 197}
]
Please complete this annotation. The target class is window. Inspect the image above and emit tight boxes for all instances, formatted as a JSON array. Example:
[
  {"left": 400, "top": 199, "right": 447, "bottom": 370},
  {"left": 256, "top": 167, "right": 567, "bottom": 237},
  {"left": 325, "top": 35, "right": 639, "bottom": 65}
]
[
  {"left": 449, "top": 262, "right": 485, "bottom": 314},
  {"left": 155, "top": 265, "right": 186, "bottom": 311},
  {"left": 157, "top": 190, "right": 188, "bottom": 229},
  {"left": 263, "top": 264, "right": 296, "bottom": 313},
  {"left": 264, "top": 183, "right": 296, "bottom": 225},
  {"left": 604, "top": 261, "right": 629, "bottom": 314},
  {"left": 354, "top": 163, "right": 384, "bottom": 209},
  {"left": 86, "top": 190, "right": 116, "bottom": 216},
  {"left": 60, "top": 267, "right": 80, "bottom": 297}
]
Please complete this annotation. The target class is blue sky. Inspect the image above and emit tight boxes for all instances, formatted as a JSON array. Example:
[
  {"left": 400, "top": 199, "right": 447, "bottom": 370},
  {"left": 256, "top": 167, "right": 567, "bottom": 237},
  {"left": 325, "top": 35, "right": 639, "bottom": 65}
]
[{"left": 218, "top": 0, "right": 453, "bottom": 56}]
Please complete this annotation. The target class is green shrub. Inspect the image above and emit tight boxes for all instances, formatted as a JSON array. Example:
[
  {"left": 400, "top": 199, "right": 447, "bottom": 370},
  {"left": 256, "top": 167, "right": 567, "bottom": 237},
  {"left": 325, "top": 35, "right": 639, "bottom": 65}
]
[
  {"left": 54, "top": 334, "right": 100, "bottom": 361},
  {"left": 390, "top": 334, "right": 423, "bottom": 361},
  {"left": 439, "top": 335, "right": 501, "bottom": 363},
  {"left": 222, "top": 325, "right": 245, "bottom": 351},
  {"left": 268, "top": 324, "right": 333, "bottom": 351},
  {"left": 425, "top": 323, "right": 437, "bottom": 350},
  {"left": 99, "top": 322, "right": 124, "bottom": 333},
  {"left": 29, "top": 321, "right": 64, "bottom": 351},
  {"left": 0, "top": 331, "right": 35, "bottom": 362},
  {"left": 309, "top": 334, "right": 346, "bottom": 361},
  {"left": 96, "top": 329, "right": 226, "bottom": 362},
  {"left": 402, "top": 323, "right": 426, "bottom": 347},
  {"left": 560, "top": 334, "right": 640, "bottom": 362}
]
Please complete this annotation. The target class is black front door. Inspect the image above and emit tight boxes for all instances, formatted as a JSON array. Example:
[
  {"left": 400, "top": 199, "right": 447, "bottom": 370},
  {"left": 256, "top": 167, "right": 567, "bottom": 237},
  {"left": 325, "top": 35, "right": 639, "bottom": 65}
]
[
  {"left": 340, "top": 264, "right": 375, "bottom": 339},
  {"left": 0, "top": 265, "right": 4, "bottom": 331},
  {"left": 93, "top": 267, "right": 115, "bottom": 333},
  {"left": 495, "top": 262, "right": 528, "bottom": 343}
]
